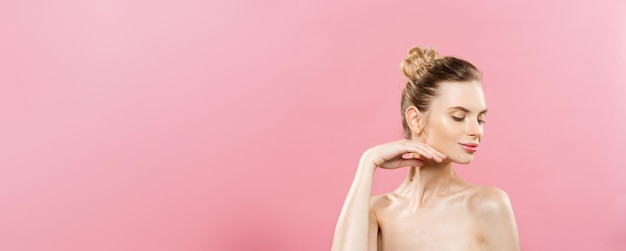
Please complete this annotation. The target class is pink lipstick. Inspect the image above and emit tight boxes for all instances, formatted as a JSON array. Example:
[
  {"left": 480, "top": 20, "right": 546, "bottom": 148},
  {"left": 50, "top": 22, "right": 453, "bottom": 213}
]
[{"left": 459, "top": 143, "right": 478, "bottom": 153}]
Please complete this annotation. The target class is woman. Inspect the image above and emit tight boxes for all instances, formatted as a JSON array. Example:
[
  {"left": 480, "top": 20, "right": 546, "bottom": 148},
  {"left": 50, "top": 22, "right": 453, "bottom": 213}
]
[{"left": 331, "top": 46, "right": 520, "bottom": 251}]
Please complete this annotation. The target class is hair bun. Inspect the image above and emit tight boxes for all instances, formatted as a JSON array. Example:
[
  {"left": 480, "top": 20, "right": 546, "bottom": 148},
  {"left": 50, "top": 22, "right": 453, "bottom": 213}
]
[{"left": 401, "top": 46, "right": 440, "bottom": 80}]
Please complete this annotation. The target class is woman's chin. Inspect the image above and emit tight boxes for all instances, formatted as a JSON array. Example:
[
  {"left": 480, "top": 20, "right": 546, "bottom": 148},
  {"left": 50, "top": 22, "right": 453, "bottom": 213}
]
[{"left": 450, "top": 156, "right": 474, "bottom": 165}]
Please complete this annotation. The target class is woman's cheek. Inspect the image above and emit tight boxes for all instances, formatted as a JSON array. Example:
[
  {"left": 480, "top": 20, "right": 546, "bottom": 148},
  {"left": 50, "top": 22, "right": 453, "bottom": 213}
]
[{"left": 426, "top": 125, "right": 454, "bottom": 155}]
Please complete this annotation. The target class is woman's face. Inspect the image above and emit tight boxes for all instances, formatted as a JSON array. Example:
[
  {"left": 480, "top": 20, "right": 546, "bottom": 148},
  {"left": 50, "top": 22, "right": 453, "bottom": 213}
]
[{"left": 418, "top": 80, "right": 487, "bottom": 164}]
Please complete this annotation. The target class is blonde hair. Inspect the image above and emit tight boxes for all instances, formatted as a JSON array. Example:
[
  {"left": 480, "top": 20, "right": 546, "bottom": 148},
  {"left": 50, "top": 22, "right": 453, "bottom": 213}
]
[{"left": 400, "top": 46, "right": 483, "bottom": 139}]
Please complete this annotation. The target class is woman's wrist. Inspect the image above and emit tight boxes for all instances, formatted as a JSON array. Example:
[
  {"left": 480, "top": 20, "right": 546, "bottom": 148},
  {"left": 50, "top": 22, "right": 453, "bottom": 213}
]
[{"left": 357, "top": 154, "right": 378, "bottom": 174}]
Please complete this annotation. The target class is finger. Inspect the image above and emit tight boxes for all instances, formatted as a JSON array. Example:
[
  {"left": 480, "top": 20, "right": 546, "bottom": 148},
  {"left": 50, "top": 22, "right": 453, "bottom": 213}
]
[
  {"left": 410, "top": 144, "right": 437, "bottom": 160},
  {"left": 408, "top": 144, "right": 444, "bottom": 163},
  {"left": 399, "top": 158, "right": 424, "bottom": 168},
  {"left": 384, "top": 158, "right": 424, "bottom": 169},
  {"left": 396, "top": 143, "right": 431, "bottom": 159},
  {"left": 407, "top": 142, "right": 446, "bottom": 160},
  {"left": 425, "top": 145, "right": 447, "bottom": 159},
  {"left": 420, "top": 145, "right": 445, "bottom": 162},
  {"left": 401, "top": 153, "right": 421, "bottom": 159}
]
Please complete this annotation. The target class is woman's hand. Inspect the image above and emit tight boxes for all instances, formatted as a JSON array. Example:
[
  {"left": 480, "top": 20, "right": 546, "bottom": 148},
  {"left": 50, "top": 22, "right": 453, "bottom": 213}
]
[
  {"left": 332, "top": 139, "right": 446, "bottom": 251},
  {"left": 361, "top": 139, "right": 447, "bottom": 169}
]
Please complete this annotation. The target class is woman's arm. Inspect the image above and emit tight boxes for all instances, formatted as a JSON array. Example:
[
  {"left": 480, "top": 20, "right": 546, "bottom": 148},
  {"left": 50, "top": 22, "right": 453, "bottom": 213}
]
[
  {"left": 331, "top": 157, "right": 377, "bottom": 251},
  {"left": 332, "top": 140, "right": 442, "bottom": 251},
  {"left": 368, "top": 196, "right": 383, "bottom": 251}
]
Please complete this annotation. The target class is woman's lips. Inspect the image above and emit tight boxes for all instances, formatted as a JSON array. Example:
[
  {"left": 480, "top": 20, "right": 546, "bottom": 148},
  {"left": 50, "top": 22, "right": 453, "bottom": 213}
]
[{"left": 459, "top": 143, "right": 478, "bottom": 153}]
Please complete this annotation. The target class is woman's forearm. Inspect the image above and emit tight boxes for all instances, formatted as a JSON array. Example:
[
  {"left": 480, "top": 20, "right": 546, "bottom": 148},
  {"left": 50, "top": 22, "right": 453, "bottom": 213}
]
[{"left": 331, "top": 157, "right": 377, "bottom": 251}]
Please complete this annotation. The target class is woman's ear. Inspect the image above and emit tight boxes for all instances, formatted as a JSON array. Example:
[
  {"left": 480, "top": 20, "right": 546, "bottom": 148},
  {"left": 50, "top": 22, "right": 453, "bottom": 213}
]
[{"left": 405, "top": 106, "right": 422, "bottom": 135}]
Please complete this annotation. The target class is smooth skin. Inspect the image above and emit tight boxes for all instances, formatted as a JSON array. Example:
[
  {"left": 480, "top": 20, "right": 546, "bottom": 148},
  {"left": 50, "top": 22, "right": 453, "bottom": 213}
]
[{"left": 332, "top": 81, "right": 520, "bottom": 251}]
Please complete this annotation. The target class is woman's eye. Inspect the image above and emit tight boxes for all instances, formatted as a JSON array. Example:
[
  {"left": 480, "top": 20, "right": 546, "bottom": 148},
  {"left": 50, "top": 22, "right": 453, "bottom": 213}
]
[
  {"left": 478, "top": 119, "right": 486, "bottom": 125},
  {"left": 452, "top": 116, "right": 464, "bottom": 121}
]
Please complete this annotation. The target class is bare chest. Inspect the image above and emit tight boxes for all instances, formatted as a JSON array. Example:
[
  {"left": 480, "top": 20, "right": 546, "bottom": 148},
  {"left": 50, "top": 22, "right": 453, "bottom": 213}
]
[{"left": 375, "top": 199, "right": 485, "bottom": 251}]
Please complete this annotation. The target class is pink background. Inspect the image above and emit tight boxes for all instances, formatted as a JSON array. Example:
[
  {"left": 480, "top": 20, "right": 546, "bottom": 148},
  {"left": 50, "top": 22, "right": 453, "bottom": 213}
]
[{"left": 1, "top": 0, "right": 625, "bottom": 250}]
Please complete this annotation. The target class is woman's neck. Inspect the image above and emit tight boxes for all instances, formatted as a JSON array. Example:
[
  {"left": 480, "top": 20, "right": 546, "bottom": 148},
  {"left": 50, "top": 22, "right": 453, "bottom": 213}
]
[{"left": 394, "top": 161, "right": 466, "bottom": 208}]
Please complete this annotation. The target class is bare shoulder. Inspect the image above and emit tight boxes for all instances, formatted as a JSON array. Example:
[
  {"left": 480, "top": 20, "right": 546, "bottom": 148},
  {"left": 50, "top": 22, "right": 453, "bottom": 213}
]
[
  {"left": 467, "top": 186, "right": 514, "bottom": 217},
  {"left": 467, "top": 186, "right": 521, "bottom": 249},
  {"left": 369, "top": 193, "right": 394, "bottom": 212}
]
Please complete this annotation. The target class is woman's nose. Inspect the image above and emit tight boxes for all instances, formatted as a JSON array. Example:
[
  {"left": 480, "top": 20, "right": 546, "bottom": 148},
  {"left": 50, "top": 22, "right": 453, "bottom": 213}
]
[{"left": 466, "top": 121, "right": 482, "bottom": 136}]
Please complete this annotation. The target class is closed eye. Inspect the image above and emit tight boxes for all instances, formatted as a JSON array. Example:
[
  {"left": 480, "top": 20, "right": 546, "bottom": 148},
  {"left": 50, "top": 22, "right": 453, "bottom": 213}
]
[
  {"left": 453, "top": 116, "right": 486, "bottom": 125},
  {"left": 452, "top": 116, "right": 464, "bottom": 122}
]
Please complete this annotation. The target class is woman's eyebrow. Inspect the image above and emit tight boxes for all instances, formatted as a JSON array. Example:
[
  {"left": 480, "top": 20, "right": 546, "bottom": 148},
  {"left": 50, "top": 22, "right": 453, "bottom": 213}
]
[{"left": 449, "top": 106, "right": 488, "bottom": 115}]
